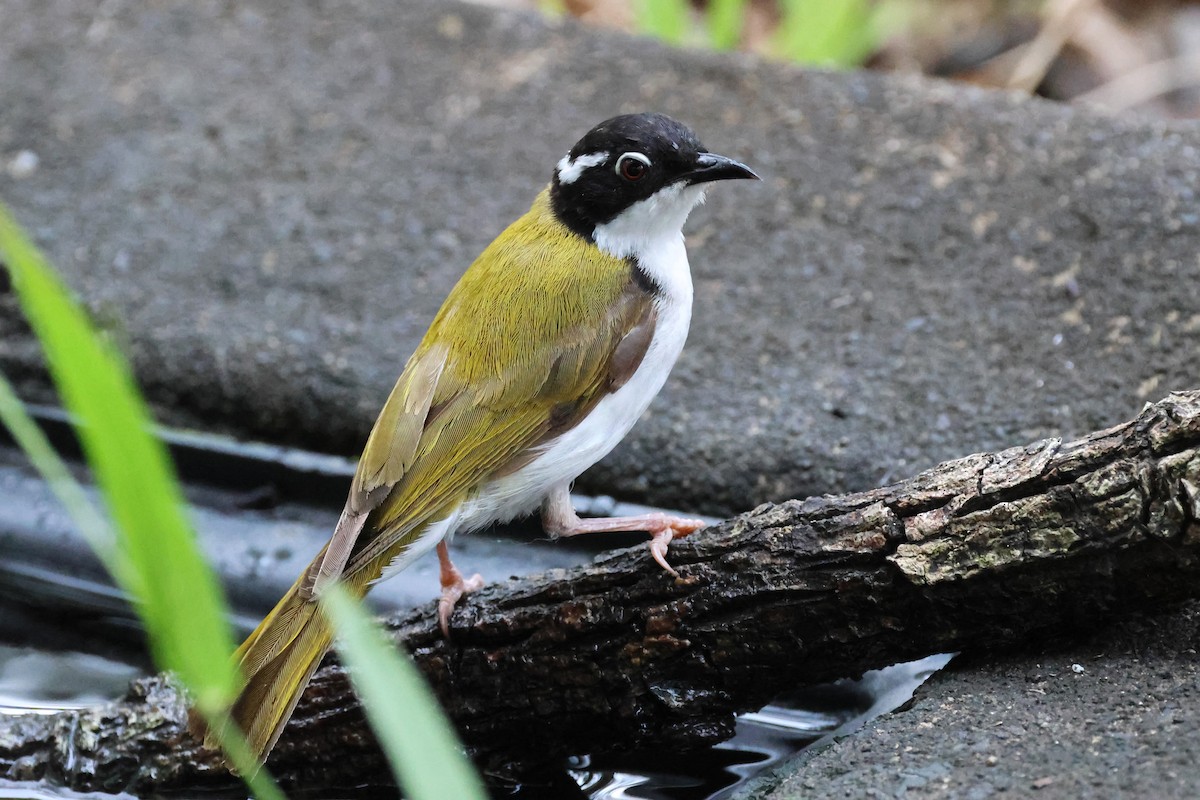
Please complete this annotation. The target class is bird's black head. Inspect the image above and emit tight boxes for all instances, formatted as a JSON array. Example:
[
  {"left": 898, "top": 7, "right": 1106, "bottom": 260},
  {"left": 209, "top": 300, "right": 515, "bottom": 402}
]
[{"left": 549, "top": 112, "right": 758, "bottom": 241}]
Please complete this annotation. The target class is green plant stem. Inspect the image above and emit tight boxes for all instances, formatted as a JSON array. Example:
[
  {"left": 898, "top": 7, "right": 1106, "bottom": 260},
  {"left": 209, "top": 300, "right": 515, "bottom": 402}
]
[
  {"left": 203, "top": 710, "right": 289, "bottom": 800},
  {"left": 322, "top": 586, "right": 488, "bottom": 800}
]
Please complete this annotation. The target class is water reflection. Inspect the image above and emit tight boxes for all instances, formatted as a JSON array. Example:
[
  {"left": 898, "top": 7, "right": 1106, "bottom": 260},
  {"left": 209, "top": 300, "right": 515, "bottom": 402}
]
[
  {"left": 555, "top": 704, "right": 842, "bottom": 800},
  {"left": 0, "top": 645, "right": 140, "bottom": 715}
]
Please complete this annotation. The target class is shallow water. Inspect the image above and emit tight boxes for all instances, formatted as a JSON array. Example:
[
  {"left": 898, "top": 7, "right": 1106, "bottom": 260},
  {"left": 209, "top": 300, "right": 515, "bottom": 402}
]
[{"left": 0, "top": 645, "right": 141, "bottom": 715}]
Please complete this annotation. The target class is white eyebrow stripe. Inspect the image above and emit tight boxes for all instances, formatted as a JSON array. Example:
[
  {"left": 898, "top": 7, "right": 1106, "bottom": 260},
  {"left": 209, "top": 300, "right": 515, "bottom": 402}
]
[{"left": 556, "top": 151, "right": 609, "bottom": 185}]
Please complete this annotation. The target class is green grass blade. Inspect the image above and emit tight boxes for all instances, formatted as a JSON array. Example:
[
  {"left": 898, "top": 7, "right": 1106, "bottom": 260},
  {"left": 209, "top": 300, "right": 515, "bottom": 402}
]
[
  {"left": 0, "top": 205, "right": 237, "bottom": 711},
  {"left": 0, "top": 373, "right": 289, "bottom": 800},
  {"left": 1, "top": 202, "right": 479, "bottom": 797},
  {"left": 203, "top": 711, "right": 289, "bottom": 800},
  {"left": 322, "top": 586, "right": 488, "bottom": 800},
  {"left": 0, "top": 205, "right": 288, "bottom": 798}
]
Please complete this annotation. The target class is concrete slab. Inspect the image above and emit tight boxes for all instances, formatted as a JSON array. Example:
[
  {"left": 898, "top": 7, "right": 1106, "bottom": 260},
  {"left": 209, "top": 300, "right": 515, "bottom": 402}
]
[
  {"left": 746, "top": 601, "right": 1200, "bottom": 800},
  {"left": 2, "top": 0, "right": 1198, "bottom": 517}
]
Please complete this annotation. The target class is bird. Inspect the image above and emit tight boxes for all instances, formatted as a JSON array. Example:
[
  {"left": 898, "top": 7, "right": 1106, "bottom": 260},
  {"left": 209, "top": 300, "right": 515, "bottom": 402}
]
[{"left": 212, "top": 112, "right": 758, "bottom": 764}]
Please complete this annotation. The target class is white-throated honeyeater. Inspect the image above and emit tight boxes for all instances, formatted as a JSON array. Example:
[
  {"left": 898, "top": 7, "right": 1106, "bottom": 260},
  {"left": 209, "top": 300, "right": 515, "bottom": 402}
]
[{"left": 207, "top": 112, "right": 758, "bottom": 764}]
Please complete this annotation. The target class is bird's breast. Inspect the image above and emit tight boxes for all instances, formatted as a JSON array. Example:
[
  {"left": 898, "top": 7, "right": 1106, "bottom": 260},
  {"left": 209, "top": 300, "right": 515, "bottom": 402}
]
[{"left": 458, "top": 241, "right": 693, "bottom": 532}]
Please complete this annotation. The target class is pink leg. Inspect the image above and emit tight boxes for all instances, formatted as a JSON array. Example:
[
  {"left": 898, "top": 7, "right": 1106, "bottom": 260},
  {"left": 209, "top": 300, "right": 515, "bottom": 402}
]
[
  {"left": 541, "top": 486, "right": 707, "bottom": 577},
  {"left": 436, "top": 541, "right": 484, "bottom": 638}
]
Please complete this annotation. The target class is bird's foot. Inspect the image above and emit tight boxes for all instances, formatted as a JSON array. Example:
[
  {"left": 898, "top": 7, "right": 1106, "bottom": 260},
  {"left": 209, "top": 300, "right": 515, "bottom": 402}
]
[
  {"left": 541, "top": 491, "right": 708, "bottom": 579},
  {"left": 645, "top": 515, "right": 707, "bottom": 577},
  {"left": 437, "top": 541, "right": 484, "bottom": 638}
]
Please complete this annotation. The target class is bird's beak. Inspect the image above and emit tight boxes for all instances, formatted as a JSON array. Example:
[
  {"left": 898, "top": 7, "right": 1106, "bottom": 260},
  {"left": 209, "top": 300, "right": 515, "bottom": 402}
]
[{"left": 682, "top": 152, "right": 760, "bottom": 185}]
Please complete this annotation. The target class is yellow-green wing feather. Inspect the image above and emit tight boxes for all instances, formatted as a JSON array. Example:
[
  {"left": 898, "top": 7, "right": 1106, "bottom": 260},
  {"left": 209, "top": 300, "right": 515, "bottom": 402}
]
[
  {"left": 351, "top": 342, "right": 450, "bottom": 510},
  {"left": 301, "top": 343, "right": 449, "bottom": 594}
]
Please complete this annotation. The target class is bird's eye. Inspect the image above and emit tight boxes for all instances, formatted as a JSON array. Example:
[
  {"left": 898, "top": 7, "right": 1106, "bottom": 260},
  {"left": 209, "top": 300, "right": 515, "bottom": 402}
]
[{"left": 616, "top": 153, "right": 651, "bottom": 182}]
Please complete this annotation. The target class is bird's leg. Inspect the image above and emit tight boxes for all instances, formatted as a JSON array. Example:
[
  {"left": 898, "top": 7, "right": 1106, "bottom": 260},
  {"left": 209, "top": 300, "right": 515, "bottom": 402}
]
[
  {"left": 540, "top": 485, "right": 707, "bottom": 577},
  {"left": 436, "top": 541, "right": 484, "bottom": 637}
]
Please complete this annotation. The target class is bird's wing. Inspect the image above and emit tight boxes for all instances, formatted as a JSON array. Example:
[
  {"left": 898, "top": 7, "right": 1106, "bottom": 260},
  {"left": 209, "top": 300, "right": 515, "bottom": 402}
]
[
  {"left": 351, "top": 343, "right": 450, "bottom": 510},
  {"left": 301, "top": 344, "right": 449, "bottom": 595},
  {"left": 342, "top": 279, "right": 656, "bottom": 578},
  {"left": 310, "top": 190, "right": 660, "bottom": 585}
]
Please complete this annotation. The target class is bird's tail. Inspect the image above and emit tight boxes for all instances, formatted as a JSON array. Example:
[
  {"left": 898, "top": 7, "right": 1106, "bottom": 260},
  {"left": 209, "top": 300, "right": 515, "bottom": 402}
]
[{"left": 198, "top": 556, "right": 366, "bottom": 765}]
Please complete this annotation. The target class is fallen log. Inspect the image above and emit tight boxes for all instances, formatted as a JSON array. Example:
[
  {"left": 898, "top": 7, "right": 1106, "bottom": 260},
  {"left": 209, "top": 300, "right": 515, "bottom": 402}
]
[{"left": 3, "top": 390, "right": 1200, "bottom": 795}]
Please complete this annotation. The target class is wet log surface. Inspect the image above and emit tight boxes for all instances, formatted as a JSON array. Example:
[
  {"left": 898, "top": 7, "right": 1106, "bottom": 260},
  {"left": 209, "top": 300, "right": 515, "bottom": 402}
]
[{"left": 4, "top": 391, "right": 1200, "bottom": 796}]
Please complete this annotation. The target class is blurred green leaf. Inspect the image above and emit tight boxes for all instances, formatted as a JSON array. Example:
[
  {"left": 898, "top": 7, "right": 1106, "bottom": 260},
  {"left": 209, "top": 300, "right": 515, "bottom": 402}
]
[
  {"left": 204, "top": 710, "right": 288, "bottom": 800},
  {"left": 322, "top": 585, "right": 488, "bottom": 800},
  {"left": 636, "top": 0, "right": 692, "bottom": 45},
  {"left": 707, "top": 0, "right": 747, "bottom": 50},
  {"left": 0, "top": 205, "right": 238, "bottom": 712},
  {"left": 0, "top": 204, "right": 286, "bottom": 797},
  {"left": 775, "top": 0, "right": 877, "bottom": 67},
  {"left": 0, "top": 357, "right": 286, "bottom": 800}
]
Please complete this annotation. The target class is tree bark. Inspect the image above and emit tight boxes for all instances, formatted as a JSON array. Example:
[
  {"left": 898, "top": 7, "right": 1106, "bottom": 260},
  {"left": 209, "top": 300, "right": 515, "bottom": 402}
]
[{"left": 4, "top": 391, "right": 1200, "bottom": 795}]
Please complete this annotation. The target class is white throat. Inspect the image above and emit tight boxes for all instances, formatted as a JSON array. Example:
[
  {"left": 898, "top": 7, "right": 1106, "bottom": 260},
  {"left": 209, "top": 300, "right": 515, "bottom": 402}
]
[
  {"left": 592, "top": 183, "right": 707, "bottom": 260},
  {"left": 592, "top": 182, "right": 706, "bottom": 299}
]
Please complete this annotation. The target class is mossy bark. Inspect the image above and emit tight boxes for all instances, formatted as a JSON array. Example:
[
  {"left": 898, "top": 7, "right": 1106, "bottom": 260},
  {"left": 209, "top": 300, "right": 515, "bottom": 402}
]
[{"left": 4, "top": 391, "right": 1200, "bottom": 795}]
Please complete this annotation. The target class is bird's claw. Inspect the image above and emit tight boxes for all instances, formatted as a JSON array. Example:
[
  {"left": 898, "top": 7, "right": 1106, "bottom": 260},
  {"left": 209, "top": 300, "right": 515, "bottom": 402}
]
[
  {"left": 438, "top": 571, "right": 484, "bottom": 638},
  {"left": 648, "top": 517, "right": 707, "bottom": 579}
]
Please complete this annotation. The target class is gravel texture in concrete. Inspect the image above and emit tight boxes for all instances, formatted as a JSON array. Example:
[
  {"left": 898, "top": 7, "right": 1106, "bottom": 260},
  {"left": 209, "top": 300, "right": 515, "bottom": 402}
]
[
  {"left": 2, "top": 0, "right": 1198, "bottom": 517},
  {"left": 747, "top": 601, "right": 1200, "bottom": 800}
]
